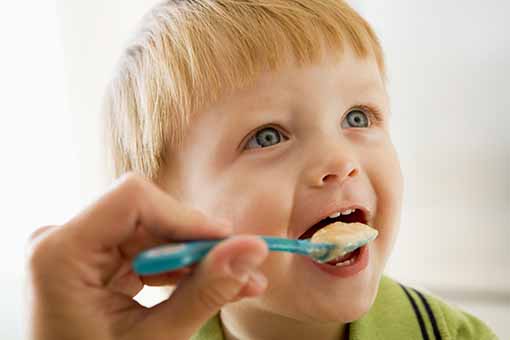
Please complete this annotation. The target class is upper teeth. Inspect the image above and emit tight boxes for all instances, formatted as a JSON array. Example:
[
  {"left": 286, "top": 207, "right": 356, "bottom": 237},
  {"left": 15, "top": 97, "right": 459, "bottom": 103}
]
[{"left": 328, "top": 209, "right": 355, "bottom": 219}]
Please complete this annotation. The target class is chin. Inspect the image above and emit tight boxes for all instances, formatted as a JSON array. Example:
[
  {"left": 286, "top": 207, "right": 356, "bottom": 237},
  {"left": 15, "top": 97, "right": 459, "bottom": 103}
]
[
  {"left": 309, "top": 271, "right": 381, "bottom": 323},
  {"left": 338, "top": 294, "right": 375, "bottom": 322},
  {"left": 317, "top": 288, "right": 376, "bottom": 322},
  {"left": 256, "top": 253, "right": 384, "bottom": 324},
  {"left": 262, "top": 285, "right": 376, "bottom": 324}
]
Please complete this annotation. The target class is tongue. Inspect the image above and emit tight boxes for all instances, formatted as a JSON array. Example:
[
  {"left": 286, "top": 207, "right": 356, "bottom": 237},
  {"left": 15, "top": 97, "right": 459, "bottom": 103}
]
[{"left": 325, "top": 249, "right": 358, "bottom": 265}]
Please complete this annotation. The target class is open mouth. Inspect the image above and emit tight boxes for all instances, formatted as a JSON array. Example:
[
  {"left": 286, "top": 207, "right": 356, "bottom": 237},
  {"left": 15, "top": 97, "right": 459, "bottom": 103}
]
[{"left": 298, "top": 208, "right": 369, "bottom": 266}]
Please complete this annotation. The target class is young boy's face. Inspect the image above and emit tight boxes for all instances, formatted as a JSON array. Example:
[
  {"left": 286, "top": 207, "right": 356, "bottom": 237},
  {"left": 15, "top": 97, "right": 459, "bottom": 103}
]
[{"left": 161, "top": 45, "right": 403, "bottom": 322}]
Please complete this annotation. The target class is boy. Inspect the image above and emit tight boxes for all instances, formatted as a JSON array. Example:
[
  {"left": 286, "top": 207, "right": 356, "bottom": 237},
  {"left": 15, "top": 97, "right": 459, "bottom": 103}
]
[
  {"left": 103, "top": 1, "right": 497, "bottom": 338},
  {"left": 28, "top": 1, "right": 497, "bottom": 339}
]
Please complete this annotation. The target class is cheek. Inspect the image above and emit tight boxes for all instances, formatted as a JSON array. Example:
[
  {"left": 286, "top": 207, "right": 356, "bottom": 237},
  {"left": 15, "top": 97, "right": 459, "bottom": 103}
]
[
  {"left": 196, "top": 166, "right": 296, "bottom": 236},
  {"left": 365, "top": 139, "right": 403, "bottom": 258}
]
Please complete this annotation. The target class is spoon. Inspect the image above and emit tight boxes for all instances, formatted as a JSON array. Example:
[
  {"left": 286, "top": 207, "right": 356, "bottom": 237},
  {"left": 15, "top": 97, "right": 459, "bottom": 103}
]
[{"left": 132, "top": 234, "right": 375, "bottom": 276}]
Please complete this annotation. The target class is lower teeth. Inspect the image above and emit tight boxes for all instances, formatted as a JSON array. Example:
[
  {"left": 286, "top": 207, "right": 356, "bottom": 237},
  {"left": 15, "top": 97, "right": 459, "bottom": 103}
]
[{"left": 334, "top": 256, "right": 356, "bottom": 267}]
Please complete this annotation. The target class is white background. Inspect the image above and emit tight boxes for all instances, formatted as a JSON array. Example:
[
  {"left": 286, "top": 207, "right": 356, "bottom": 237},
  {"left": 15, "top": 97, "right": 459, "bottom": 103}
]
[{"left": 1, "top": 0, "right": 508, "bottom": 338}]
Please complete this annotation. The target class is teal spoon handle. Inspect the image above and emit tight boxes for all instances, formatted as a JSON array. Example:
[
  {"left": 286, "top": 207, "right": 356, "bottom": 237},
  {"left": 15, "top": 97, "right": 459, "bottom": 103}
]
[{"left": 133, "top": 236, "right": 335, "bottom": 275}]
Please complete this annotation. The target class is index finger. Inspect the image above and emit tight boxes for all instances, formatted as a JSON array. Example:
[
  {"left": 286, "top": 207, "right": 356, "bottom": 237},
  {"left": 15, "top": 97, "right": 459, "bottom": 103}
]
[{"left": 63, "top": 173, "right": 232, "bottom": 251}]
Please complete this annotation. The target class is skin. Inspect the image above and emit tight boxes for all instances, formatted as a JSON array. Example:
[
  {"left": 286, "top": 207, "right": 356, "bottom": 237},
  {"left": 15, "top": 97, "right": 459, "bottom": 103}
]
[{"left": 159, "top": 45, "right": 404, "bottom": 340}]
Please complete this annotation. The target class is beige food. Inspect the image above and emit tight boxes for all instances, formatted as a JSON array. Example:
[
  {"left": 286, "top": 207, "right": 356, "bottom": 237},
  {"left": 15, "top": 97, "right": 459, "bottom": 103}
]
[{"left": 310, "top": 222, "right": 378, "bottom": 258}]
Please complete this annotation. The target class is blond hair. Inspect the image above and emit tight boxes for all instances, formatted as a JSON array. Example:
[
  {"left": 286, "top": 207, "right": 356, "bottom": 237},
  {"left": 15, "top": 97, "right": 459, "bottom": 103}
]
[{"left": 103, "top": 0, "right": 385, "bottom": 180}]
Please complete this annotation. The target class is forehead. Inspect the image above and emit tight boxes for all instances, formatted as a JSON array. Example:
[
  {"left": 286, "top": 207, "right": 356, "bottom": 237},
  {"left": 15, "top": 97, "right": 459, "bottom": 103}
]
[{"left": 207, "top": 47, "right": 387, "bottom": 116}]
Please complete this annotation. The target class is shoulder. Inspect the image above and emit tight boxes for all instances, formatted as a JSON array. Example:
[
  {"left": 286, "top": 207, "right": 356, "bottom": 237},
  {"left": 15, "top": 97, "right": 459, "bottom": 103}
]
[
  {"left": 366, "top": 275, "right": 498, "bottom": 340},
  {"left": 422, "top": 287, "right": 498, "bottom": 340}
]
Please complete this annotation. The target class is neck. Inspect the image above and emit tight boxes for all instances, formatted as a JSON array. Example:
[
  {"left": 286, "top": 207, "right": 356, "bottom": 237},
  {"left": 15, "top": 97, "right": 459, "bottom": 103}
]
[{"left": 220, "top": 302, "right": 348, "bottom": 340}]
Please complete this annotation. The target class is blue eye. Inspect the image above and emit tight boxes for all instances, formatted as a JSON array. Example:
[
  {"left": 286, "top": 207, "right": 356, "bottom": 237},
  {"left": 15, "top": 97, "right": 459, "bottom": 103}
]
[
  {"left": 341, "top": 109, "right": 370, "bottom": 128},
  {"left": 245, "top": 127, "right": 286, "bottom": 150}
]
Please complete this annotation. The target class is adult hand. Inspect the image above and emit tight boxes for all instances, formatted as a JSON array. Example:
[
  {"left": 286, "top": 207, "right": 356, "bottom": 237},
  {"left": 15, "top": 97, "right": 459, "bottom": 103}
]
[{"left": 26, "top": 173, "right": 268, "bottom": 340}]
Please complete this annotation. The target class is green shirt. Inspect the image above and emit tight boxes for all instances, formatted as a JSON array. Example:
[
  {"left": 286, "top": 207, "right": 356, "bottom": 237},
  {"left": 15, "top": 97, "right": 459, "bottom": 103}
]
[{"left": 191, "top": 275, "right": 497, "bottom": 340}]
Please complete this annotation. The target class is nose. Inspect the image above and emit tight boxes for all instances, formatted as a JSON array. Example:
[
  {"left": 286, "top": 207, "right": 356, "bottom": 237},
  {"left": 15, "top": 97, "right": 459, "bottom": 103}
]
[{"left": 304, "top": 140, "right": 360, "bottom": 188}]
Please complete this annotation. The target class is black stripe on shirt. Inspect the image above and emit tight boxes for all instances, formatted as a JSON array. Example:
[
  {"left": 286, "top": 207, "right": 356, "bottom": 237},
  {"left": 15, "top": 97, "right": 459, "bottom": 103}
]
[
  {"left": 413, "top": 288, "right": 442, "bottom": 340},
  {"left": 399, "top": 283, "right": 430, "bottom": 340}
]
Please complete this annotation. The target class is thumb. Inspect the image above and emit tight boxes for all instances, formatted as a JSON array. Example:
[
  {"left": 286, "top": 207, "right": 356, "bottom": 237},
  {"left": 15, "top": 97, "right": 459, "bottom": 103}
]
[{"left": 135, "top": 235, "right": 269, "bottom": 339}]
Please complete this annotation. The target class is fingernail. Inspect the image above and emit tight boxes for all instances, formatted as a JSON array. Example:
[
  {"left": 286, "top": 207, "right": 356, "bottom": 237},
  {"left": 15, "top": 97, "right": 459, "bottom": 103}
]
[{"left": 229, "top": 253, "right": 261, "bottom": 281}]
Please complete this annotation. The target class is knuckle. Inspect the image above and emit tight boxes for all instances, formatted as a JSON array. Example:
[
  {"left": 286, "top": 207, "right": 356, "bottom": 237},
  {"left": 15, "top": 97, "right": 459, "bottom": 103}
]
[
  {"left": 28, "top": 225, "right": 54, "bottom": 243},
  {"left": 118, "top": 173, "right": 151, "bottom": 205},
  {"left": 26, "top": 227, "right": 59, "bottom": 272},
  {"left": 121, "top": 173, "right": 148, "bottom": 193}
]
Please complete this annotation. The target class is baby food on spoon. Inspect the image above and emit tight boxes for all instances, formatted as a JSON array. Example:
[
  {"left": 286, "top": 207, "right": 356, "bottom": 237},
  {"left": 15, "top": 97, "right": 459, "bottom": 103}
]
[{"left": 310, "top": 222, "right": 378, "bottom": 263}]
